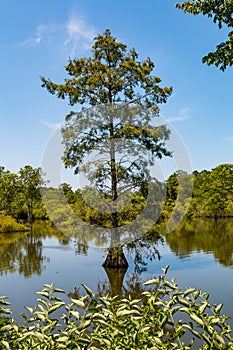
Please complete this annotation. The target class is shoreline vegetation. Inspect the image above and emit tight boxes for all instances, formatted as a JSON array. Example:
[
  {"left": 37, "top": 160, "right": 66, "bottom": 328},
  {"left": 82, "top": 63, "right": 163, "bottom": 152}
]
[
  {"left": 0, "top": 215, "right": 29, "bottom": 233},
  {"left": 0, "top": 267, "right": 232, "bottom": 349},
  {"left": 0, "top": 163, "right": 233, "bottom": 234}
]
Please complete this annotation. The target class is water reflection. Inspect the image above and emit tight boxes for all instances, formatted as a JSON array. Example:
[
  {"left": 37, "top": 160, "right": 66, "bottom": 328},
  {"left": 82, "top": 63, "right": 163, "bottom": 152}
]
[
  {"left": 0, "top": 221, "right": 162, "bottom": 284},
  {"left": 1, "top": 218, "right": 233, "bottom": 278},
  {"left": 1, "top": 219, "right": 233, "bottom": 326},
  {"left": 0, "top": 222, "right": 69, "bottom": 277},
  {"left": 68, "top": 270, "right": 148, "bottom": 301},
  {"left": 164, "top": 219, "right": 233, "bottom": 267},
  {"left": 67, "top": 230, "right": 163, "bottom": 297},
  {"left": 1, "top": 219, "right": 233, "bottom": 281}
]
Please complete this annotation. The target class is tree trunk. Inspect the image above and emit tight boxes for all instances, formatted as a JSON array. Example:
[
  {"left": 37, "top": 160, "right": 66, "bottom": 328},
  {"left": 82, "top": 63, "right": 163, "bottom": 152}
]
[
  {"left": 28, "top": 199, "right": 33, "bottom": 226},
  {"left": 106, "top": 106, "right": 129, "bottom": 269},
  {"left": 109, "top": 118, "right": 118, "bottom": 229},
  {"left": 102, "top": 246, "right": 128, "bottom": 269},
  {"left": 104, "top": 265, "right": 127, "bottom": 297}
]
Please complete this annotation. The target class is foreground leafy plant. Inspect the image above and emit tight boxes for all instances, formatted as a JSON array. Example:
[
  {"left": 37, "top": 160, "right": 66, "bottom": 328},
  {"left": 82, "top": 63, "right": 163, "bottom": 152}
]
[{"left": 0, "top": 267, "right": 232, "bottom": 349}]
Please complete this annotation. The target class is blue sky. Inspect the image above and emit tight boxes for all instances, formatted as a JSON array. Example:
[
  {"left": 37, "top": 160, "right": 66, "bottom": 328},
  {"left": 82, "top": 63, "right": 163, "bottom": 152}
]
[{"left": 1, "top": 0, "right": 233, "bottom": 180}]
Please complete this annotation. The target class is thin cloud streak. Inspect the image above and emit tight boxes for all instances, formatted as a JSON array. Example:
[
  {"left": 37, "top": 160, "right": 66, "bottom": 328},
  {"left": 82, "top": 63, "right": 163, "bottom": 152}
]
[
  {"left": 166, "top": 108, "right": 192, "bottom": 123},
  {"left": 20, "top": 25, "right": 51, "bottom": 47},
  {"left": 41, "top": 120, "right": 63, "bottom": 130},
  {"left": 167, "top": 115, "right": 191, "bottom": 122},
  {"left": 65, "top": 16, "right": 96, "bottom": 56},
  {"left": 19, "top": 15, "right": 97, "bottom": 56},
  {"left": 224, "top": 136, "right": 233, "bottom": 141}
]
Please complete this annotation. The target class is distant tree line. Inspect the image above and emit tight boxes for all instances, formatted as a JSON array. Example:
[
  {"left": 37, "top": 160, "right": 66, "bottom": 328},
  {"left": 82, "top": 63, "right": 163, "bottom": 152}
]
[
  {"left": 0, "top": 163, "right": 232, "bottom": 231},
  {"left": 165, "top": 163, "right": 233, "bottom": 219}
]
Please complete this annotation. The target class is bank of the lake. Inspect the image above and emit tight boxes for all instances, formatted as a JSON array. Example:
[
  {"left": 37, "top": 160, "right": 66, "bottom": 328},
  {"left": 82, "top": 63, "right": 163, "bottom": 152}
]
[{"left": 0, "top": 215, "right": 28, "bottom": 233}]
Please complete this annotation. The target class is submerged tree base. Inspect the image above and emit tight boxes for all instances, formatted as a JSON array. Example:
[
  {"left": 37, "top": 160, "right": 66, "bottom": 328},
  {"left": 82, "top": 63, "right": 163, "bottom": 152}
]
[{"left": 102, "top": 248, "right": 128, "bottom": 269}]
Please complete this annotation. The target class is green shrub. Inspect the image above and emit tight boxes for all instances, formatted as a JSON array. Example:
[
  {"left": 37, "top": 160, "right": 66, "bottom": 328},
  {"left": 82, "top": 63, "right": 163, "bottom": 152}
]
[{"left": 0, "top": 267, "right": 232, "bottom": 349}]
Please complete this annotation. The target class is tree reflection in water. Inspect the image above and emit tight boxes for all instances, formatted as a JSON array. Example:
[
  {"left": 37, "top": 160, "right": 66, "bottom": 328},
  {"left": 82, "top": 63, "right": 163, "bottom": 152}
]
[
  {"left": 0, "top": 221, "right": 69, "bottom": 277},
  {"left": 69, "top": 230, "right": 163, "bottom": 298},
  {"left": 69, "top": 219, "right": 233, "bottom": 298},
  {"left": 68, "top": 269, "right": 157, "bottom": 301},
  {"left": 2, "top": 219, "right": 233, "bottom": 299},
  {"left": 164, "top": 219, "right": 233, "bottom": 267}
]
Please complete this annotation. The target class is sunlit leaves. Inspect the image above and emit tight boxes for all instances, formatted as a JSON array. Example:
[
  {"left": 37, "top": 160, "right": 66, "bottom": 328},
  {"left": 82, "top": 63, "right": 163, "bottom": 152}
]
[
  {"left": 42, "top": 29, "right": 172, "bottom": 107},
  {"left": 0, "top": 165, "right": 46, "bottom": 222},
  {"left": 0, "top": 268, "right": 232, "bottom": 349},
  {"left": 176, "top": 0, "right": 233, "bottom": 70}
]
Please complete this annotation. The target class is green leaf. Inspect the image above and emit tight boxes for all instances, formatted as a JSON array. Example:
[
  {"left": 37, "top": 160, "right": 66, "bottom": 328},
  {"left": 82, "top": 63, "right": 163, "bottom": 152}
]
[
  {"left": 199, "top": 301, "right": 208, "bottom": 314},
  {"left": 1, "top": 340, "right": 10, "bottom": 350},
  {"left": 42, "top": 283, "right": 54, "bottom": 289},
  {"left": 215, "top": 303, "right": 223, "bottom": 313},
  {"left": 69, "top": 310, "right": 80, "bottom": 319},
  {"left": 162, "top": 265, "right": 170, "bottom": 275},
  {"left": 48, "top": 302, "right": 65, "bottom": 314},
  {"left": 1, "top": 325, "right": 13, "bottom": 332},
  {"left": 190, "top": 313, "right": 204, "bottom": 327},
  {"left": 144, "top": 279, "right": 158, "bottom": 285},
  {"left": 153, "top": 337, "right": 163, "bottom": 345},
  {"left": 25, "top": 306, "right": 33, "bottom": 313},
  {"left": 35, "top": 291, "right": 49, "bottom": 298},
  {"left": 183, "top": 288, "right": 196, "bottom": 296},
  {"left": 81, "top": 284, "right": 95, "bottom": 297},
  {"left": 116, "top": 309, "right": 140, "bottom": 317},
  {"left": 71, "top": 299, "right": 85, "bottom": 308}
]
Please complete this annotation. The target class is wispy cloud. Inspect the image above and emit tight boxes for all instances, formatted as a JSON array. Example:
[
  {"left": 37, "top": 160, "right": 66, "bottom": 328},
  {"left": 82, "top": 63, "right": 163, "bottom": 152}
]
[
  {"left": 19, "top": 15, "right": 97, "bottom": 57},
  {"left": 224, "top": 136, "right": 233, "bottom": 141},
  {"left": 20, "top": 25, "right": 52, "bottom": 47},
  {"left": 41, "top": 120, "right": 63, "bottom": 130},
  {"left": 166, "top": 108, "right": 192, "bottom": 123},
  {"left": 167, "top": 115, "right": 191, "bottom": 122},
  {"left": 65, "top": 16, "right": 96, "bottom": 56}
]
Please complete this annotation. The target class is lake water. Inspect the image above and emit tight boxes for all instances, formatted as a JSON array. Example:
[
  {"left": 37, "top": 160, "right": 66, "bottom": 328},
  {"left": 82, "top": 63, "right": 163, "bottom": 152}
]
[{"left": 0, "top": 218, "right": 233, "bottom": 332}]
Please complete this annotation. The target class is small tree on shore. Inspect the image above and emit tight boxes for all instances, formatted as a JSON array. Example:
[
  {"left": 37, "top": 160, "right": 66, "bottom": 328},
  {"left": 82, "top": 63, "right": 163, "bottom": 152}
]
[{"left": 18, "top": 166, "right": 45, "bottom": 224}]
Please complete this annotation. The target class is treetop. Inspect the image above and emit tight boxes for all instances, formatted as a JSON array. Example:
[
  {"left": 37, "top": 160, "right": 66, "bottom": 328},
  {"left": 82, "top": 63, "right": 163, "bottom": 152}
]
[{"left": 41, "top": 29, "right": 172, "bottom": 110}]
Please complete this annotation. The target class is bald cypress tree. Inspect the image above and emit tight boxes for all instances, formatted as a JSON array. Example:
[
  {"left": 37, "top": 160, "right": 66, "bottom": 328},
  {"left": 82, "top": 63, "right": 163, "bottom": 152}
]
[{"left": 41, "top": 29, "right": 172, "bottom": 268}]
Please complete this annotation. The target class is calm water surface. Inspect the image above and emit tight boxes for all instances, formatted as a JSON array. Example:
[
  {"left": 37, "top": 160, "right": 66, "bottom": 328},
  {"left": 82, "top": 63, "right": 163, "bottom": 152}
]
[{"left": 0, "top": 219, "right": 233, "bottom": 329}]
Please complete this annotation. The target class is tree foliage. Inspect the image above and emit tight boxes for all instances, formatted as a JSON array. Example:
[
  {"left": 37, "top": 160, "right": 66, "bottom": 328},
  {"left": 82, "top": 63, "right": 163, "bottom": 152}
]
[
  {"left": 41, "top": 29, "right": 172, "bottom": 108},
  {"left": 41, "top": 30, "right": 172, "bottom": 232},
  {"left": 0, "top": 166, "right": 46, "bottom": 223},
  {"left": 190, "top": 164, "right": 233, "bottom": 217},
  {"left": 164, "top": 164, "right": 233, "bottom": 218},
  {"left": 176, "top": 0, "right": 233, "bottom": 70},
  {"left": 1, "top": 162, "right": 232, "bottom": 229},
  {"left": 0, "top": 215, "right": 26, "bottom": 233},
  {"left": 18, "top": 166, "right": 46, "bottom": 223}
]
